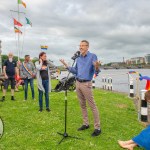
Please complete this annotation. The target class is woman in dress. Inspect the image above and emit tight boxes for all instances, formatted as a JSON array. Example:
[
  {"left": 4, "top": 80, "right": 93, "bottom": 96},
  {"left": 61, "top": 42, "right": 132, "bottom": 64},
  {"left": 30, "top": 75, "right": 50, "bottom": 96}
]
[{"left": 118, "top": 90, "right": 150, "bottom": 150}]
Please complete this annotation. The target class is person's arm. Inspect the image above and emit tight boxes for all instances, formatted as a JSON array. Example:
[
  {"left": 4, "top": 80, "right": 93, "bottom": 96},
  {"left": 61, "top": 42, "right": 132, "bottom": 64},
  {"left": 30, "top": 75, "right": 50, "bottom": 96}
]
[
  {"left": 47, "top": 61, "right": 55, "bottom": 68},
  {"left": 67, "top": 64, "right": 77, "bottom": 74},
  {"left": 15, "top": 67, "right": 18, "bottom": 76},
  {"left": 20, "top": 64, "right": 26, "bottom": 78},
  {"left": 35, "top": 60, "right": 42, "bottom": 71},
  {"left": 60, "top": 59, "right": 77, "bottom": 74},
  {"left": 14, "top": 61, "right": 18, "bottom": 76},
  {"left": 3, "top": 66, "right": 8, "bottom": 79},
  {"left": 92, "top": 54, "right": 101, "bottom": 76},
  {"left": 31, "top": 62, "right": 36, "bottom": 75},
  {"left": 3, "top": 61, "right": 8, "bottom": 79}
]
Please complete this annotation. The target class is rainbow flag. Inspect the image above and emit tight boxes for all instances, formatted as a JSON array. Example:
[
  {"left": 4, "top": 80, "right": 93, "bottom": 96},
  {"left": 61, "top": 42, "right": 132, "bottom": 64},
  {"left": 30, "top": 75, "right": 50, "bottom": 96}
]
[
  {"left": 128, "top": 71, "right": 137, "bottom": 74},
  {"left": 41, "top": 46, "right": 48, "bottom": 50},
  {"left": 145, "top": 81, "right": 150, "bottom": 90}
]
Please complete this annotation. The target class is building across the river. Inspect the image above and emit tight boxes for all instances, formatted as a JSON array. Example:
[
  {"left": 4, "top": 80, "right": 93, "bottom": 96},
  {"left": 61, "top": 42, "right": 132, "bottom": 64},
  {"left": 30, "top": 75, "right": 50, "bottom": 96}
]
[
  {"left": 126, "top": 57, "right": 145, "bottom": 65},
  {"left": 145, "top": 54, "right": 150, "bottom": 64}
]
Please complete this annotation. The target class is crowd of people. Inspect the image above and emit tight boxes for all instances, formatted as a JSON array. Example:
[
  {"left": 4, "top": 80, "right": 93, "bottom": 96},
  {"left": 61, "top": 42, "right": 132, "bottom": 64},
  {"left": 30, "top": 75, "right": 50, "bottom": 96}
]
[
  {"left": 0, "top": 52, "right": 53, "bottom": 112},
  {"left": 0, "top": 40, "right": 102, "bottom": 137},
  {"left": 0, "top": 40, "right": 150, "bottom": 147}
]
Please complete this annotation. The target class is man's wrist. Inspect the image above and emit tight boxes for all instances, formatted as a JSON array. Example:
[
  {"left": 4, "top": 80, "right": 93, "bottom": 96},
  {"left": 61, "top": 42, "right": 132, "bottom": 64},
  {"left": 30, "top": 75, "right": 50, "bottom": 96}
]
[
  {"left": 64, "top": 63, "right": 68, "bottom": 68},
  {"left": 95, "top": 67, "right": 99, "bottom": 71}
]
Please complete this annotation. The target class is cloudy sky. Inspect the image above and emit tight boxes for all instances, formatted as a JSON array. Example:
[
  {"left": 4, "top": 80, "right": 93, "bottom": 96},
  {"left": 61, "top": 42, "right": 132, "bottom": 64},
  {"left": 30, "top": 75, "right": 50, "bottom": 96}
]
[{"left": 0, "top": 0, "right": 150, "bottom": 65}]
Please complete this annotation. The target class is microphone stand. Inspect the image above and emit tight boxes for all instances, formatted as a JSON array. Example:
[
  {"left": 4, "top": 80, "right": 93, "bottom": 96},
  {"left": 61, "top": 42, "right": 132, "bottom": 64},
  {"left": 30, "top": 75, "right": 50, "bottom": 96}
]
[{"left": 57, "top": 57, "right": 82, "bottom": 144}]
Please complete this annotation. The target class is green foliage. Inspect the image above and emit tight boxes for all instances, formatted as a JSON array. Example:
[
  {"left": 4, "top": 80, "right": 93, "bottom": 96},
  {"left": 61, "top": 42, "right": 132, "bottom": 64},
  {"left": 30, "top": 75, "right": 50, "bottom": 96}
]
[
  {"left": 1, "top": 55, "right": 24, "bottom": 65},
  {"left": 0, "top": 80, "right": 144, "bottom": 150}
]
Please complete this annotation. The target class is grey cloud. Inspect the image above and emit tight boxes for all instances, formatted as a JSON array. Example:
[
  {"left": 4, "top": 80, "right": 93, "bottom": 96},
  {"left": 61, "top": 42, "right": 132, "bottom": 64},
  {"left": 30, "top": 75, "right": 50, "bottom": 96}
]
[{"left": 1, "top": 0, "right": 150, "bottom": 65}]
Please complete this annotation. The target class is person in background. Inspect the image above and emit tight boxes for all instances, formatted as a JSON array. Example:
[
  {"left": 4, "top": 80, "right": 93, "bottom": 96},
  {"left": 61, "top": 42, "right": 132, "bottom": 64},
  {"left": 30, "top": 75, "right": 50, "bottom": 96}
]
[
  {"left": 15, "top": 76, "right": 24, "bottom": 92},
  {"left": 0, "top": 53, "right": 17, "bottom": 101},
  {"left": 35, "top": 52, "right": 54, "bottom": 112},
  {"left": 118, "top": 90, "right": 150, "bottom": 150},
  {"left": 20, "top": 55, "right": 36, "bottom": 101},
  {"left": 15, "top": 61, "right": 24, "bottom": 92},
  {"left": 60, "top": 40, "right": 101, "bottom": 137}
]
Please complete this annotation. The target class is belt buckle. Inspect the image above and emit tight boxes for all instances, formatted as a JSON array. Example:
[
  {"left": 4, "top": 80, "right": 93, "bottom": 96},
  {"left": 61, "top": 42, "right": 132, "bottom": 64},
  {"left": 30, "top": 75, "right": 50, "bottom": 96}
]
[
  {"left": 80, "top": 79, "right": 85, "bottom": 82},
  {"left": 80, "top": 79, "right": 84, "bottom": 82}
]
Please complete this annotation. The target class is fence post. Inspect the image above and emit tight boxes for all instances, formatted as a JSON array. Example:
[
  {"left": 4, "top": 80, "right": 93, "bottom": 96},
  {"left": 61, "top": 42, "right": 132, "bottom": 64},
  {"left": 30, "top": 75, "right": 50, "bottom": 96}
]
[
  {"left": 129, "top": 78, "right": 134, "bottom": 97},
  {"left": 105, "top": 78, "right": 107, "bottom": 90},
  {"left": 107, "top": 77, "right": 112, "bottom": 91},
  {"left": 102, "top": 77, "right": 105, "bottom": 89},
  {"left": 92, "top": 78, "right": 95, "bottom": 89},
  {"left": 140, "top": 90, "right": 148, "bottom": 122}
]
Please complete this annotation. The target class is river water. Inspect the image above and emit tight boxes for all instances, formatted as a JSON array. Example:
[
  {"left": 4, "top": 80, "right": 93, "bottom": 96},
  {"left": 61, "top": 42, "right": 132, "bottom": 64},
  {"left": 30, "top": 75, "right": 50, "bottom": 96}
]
[
  {"left": 57, "top": 69, "right": 150, "bottom": 94},
  {"left": 95, "top": 69, "right": 149, "bottom": 94}
]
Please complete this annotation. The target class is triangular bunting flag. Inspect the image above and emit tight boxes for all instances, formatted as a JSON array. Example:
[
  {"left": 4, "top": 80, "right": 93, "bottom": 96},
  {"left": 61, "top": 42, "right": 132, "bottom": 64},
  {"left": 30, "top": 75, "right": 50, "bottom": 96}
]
[
  {"left": 14, "top": 27, "right": 22, "bottom": 34},
  {"left": 14, "top": 18, "right": 23, "bottom": 27},
  {"left": 25, "top": 17, "right": 32, "bottom": 27},
  {"left": 18, "top": 0, "right": 26, "bottom": 8}
]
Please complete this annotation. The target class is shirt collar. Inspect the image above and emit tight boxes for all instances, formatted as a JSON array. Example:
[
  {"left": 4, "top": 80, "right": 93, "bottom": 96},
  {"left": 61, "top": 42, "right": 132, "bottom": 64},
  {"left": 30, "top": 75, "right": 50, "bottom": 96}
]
[{"left": 81, "top": 51, "right": 89, "bottom": 57}]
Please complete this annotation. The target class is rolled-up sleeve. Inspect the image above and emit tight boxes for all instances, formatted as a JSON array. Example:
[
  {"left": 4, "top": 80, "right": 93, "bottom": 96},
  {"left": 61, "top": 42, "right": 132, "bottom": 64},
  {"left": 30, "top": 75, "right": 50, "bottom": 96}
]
[
  {"left": 92, "top": 54, "right": 101, "bottom": 76},
  {"left": 67, "top": 63, "right": 77, "bottom": 75}
]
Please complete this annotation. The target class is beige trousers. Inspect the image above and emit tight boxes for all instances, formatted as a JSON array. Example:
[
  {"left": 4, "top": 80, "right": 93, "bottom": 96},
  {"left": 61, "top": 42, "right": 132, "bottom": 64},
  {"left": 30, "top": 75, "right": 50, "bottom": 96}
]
[{"left": 76, "top": 81, "right": 100, "bottom": 129}]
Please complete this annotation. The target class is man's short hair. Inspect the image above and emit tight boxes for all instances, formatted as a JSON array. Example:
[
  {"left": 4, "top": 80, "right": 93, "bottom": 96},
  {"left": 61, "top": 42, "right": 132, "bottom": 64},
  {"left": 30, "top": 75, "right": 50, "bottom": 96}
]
[
  {"left": 81, "top": 40, "right": 89, "bottom": 46},
  {"left": 8, "top": 53, "right": 13, "bottom": 57},
  {"left": 145, "top": 90, "right": 150, "bottom": 102},
  {"left": 25, "top": 55, "right": 30, "bottom": 58}
]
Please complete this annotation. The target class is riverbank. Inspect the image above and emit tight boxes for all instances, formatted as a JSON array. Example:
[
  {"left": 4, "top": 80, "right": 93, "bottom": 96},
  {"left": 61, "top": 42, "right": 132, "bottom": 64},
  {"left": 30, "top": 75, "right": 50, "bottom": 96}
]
[
  {"left": 0, "top": 80, "right": 144, "bottom": 150},
  {"left": 101, "top": 65, "right": 150, "bottom": 70}
]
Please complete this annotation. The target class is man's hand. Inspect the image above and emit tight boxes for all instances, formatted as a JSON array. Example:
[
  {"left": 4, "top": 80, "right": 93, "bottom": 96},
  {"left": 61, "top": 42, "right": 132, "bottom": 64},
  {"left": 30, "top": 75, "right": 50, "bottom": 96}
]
[
  {"left": 4, "top": 74, "right": 8, "bottom": 79},
  {"left": 17, "top": 60, "right": 21, "bottom": 66},
  {"left": 93, "top": 60, "right": 101, "bottom": 71},
  {"left": 60, "top": 59, "right": 68, "bottom": 68},
  {"left": 32, "top": 74, "right": 36, "bottom": 78}
]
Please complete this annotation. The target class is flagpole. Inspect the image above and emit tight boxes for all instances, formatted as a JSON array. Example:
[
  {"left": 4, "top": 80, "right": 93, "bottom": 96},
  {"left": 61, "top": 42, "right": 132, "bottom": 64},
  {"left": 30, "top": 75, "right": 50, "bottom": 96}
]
[{"left": 18, "top": 0, "right": 20, "bottom": 61}]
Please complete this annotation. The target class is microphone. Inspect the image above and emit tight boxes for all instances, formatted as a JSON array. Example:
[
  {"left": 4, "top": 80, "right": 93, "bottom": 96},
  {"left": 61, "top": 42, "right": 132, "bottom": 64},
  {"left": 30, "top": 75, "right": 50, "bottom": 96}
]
[{"left": 71, "top": 51, "right": 80, "bottom": 60}]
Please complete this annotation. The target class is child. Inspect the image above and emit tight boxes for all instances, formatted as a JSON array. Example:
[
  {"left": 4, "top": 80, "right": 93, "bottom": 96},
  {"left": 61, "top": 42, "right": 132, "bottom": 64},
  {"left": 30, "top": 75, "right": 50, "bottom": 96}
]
[{"left": 118, "top": 90, "right": 150, "bottom": 150}]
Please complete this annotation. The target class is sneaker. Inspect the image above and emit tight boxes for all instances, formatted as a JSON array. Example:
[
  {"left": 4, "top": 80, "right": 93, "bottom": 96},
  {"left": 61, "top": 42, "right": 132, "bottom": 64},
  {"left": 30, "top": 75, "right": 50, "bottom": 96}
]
[
  {"left": 32, "top": 98, "right": 36, "bottom": 100},
  {"left": 91, "top": 129, "right": 101, "bottom": 137},
  {"left": 46, "top": 108, "right": 51, "bottom": 112},
  {"left": 0, "top": 96, "right": 5, "bottom": 102},
  {"left": 78, "top": 125, "right": 89, "bottom": 131},
  {"left": 11, "top": 96, "right": 15, "bottom": 100},
  {"left": 15, "top": 89, "right": 19, "bottom": 92},
  {"left": 23, "top": 99, "right": 27, "bottom": 101},
  {"left": 39, "top": 109, "right": 43, "bottom": 112}
]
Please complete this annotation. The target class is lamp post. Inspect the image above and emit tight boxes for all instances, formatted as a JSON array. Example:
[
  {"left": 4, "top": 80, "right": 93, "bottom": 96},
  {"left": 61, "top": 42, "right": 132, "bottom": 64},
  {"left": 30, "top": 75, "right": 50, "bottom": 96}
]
[{"left": 0, "top": 41, "right": 2, "bottom": 74}]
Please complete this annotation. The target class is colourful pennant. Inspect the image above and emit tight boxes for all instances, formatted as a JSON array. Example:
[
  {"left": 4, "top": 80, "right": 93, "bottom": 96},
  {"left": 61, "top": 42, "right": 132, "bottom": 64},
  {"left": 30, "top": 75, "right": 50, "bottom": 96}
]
[
  {"left": 14, "top": 18, "right": 23, "bottom": 27},
  {"left": 14, "top": 27, "right": 22, "bottom": 34},
  {"left": 18, "top": 0, "right": 26, "bottom": 8},
  {"left": 25, "top": 17, "right": 32, "bottom": 27}
]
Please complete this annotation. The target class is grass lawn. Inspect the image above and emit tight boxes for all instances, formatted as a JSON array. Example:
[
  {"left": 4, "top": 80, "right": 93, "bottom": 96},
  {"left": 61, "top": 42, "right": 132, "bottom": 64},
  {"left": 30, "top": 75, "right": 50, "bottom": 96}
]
[{"left": 0, "top": 80, "right": 145, "bottom": 150}]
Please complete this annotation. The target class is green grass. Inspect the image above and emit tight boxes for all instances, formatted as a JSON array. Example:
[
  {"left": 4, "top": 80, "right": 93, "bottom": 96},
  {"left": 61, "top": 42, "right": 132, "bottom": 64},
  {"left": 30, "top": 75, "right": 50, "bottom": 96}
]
[{"left": 0, "top": 80, "right": 144, "bottom": 150}]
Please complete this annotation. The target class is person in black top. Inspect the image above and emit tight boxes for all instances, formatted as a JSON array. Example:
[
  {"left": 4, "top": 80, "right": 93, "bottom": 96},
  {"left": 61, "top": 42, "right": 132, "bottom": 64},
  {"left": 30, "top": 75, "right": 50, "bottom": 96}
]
[
  {"left": 35, "top": 52, "right": 52, "bottom": 112},
  {"left": 0, "top": 53, "right": 17, "bottom": 101}
]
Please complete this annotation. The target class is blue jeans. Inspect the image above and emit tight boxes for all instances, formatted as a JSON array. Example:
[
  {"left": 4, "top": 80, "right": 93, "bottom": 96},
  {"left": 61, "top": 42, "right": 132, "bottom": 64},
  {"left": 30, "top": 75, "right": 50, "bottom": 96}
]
[
  {"left": 24, "top": 78, "right": 35, "bottom": 100},
  {"left": 39, "top": 80, "right": 49, "bottom": 109}
]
